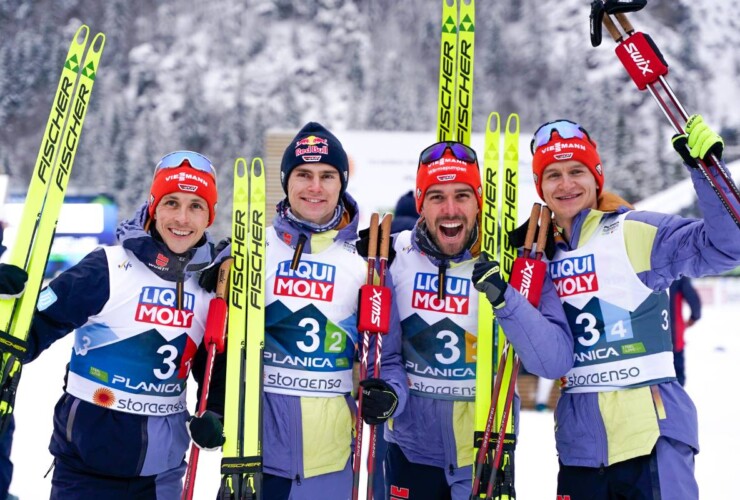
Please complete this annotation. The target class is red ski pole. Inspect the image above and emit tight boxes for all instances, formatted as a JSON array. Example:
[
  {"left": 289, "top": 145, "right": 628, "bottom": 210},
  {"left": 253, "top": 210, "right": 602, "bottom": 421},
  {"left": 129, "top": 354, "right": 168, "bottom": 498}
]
[{"left": 182, "top": 258, "right": 232, "bottom": 500}]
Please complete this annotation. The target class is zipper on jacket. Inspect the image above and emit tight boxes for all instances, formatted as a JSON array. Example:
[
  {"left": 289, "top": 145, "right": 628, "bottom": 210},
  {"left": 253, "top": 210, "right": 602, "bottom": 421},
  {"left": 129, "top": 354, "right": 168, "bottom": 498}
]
[
  {"left": 437, "top": 261, "right": 448, "bottom": 301},
  {"left": 449, "top": 464, "right": 455, "bottom": 476},
  {"left": 291, "top": 234, "right": 308, "bottom": 270},
  {"left": 295, "top": 474, "right": 302, "bottom": 485}
]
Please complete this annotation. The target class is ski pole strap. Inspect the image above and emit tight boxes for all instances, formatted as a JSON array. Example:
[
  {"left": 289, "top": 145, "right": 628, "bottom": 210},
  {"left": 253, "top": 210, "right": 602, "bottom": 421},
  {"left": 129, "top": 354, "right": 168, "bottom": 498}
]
[
  {"left": 0, "top": 332, "right": 28, "bottom": 358},
  {"left": 221, "top": 456, "right": 263, "bottom": 474},
  {"left": 473, "top": 431, "right": 517, "bottom": 452}
]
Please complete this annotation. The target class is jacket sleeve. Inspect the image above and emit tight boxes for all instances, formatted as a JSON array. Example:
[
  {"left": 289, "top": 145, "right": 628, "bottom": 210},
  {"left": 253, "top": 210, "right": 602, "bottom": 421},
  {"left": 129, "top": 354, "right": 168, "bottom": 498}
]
[
  {"left": 369, "top": 269, "right": 409, "bottom": 416},
  {"left": 629, "top": 162, "right": 740, "bottom": 290},
  {"left": 493, "top": 273, "right": 574, "bottom": 379},
  {"left": 24, "top": 248, "right": 110, "bottom": 362}
]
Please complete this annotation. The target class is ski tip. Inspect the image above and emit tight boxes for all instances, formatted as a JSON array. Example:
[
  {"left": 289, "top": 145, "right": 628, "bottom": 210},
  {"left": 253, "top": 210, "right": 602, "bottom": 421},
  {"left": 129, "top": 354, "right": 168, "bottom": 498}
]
[
  {"left": 487, "top": 112, "right": 501, "bottom": 133},
  {"left": 506, "top": 113, "right": 520, "bottom": 134},
  {"left": 90, "top": 32, "right": 106, "bottom": 55},
  {"left": 73, "top": 25, "right": 90, "bottom": 47},
  {"left": 234, "top": 157, "right": 248, "bottom": 177},
  {"left": 250, "top": 157, "right": 264, "bottom": 177}
]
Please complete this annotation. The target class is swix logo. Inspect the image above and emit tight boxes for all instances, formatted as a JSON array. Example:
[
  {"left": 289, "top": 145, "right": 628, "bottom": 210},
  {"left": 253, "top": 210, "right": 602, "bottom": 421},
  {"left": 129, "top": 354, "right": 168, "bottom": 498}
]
[
  {"left": 550, "top": 255, "right": 598, "bottom": 297},
  {"left": 412, "top": 272, "right": 469, "bottom": 314},
  {"left": 390, "top": 485, "right": 410, "bottom": 499},
  {"left": 516, "top": 260, "right": 536, "bottom": 298},
  {"left": 554, "top": 152, "right": 574, "bottom": 161},
  {"left": 274, "top": 260, "right": 336, "bottom": 301},
  {"left": 177, "top": 183, "right": 198, "bottom": 192},
  {"left": 136, "top": 287, "right": 195, "bottom": 327},
  {"left": 370, "top": 288, "right": 384, "bottom": 327},
  {"left": 624, "top": 42, "right": 653, "bottom": 76},
  {"left": 437, "top": 174, "right": 456, "bottom": 182},
  {"left": 156, "top": 253, "right": 169, "bottom": 267}
]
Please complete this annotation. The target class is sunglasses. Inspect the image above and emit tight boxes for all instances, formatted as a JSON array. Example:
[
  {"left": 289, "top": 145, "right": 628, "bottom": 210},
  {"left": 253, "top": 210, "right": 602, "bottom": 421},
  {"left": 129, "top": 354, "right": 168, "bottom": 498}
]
[
  {"left": 155, "top": 151, "right": 217, "bottom": 180},
  {"left": 419, "top": 142, "right": 478, "bottom": 166},
  {"left": 530, "top": 120, "right": 595, "bottom": 155}
]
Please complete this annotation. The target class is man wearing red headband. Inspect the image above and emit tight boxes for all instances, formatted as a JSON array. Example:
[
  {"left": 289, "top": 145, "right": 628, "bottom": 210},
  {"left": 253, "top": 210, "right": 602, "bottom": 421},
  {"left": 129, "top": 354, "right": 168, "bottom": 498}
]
[
  {"left": 531, "top": 116, "right": 740, "bottom": 499},
  {"left": 367, "top": 142, "right": 573, "bottom": 499},
  {"left": 17, "top": 151, "right": 225, "bottom": 499}
]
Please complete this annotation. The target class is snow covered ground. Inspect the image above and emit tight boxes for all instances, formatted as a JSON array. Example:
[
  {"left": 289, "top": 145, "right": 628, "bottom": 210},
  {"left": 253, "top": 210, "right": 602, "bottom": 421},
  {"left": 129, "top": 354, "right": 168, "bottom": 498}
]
[{"left": 9, "top": 294, "right": 739, "bottom": 499}]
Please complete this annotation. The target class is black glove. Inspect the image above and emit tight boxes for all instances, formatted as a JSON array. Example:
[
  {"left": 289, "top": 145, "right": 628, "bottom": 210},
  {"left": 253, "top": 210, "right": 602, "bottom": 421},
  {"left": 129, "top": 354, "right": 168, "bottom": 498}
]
[
  {"left": 359, "top": 378, "right": 398, "bottom": 425},
  {"left": 199, "top": 238, "right": 231, "bottom": 293},
  {"left": 507, "top": 219, "right": 556, "bottom": 260},
  {"left": 0, "top": 264, "right": 28, "bottom": 299},
  {"left": 472, "top": 254, "right": 507, "bottom": 309},
  {"left": 356, "top": 225, "right": 397, "bottom": 264},
  {"left": 672, "top": 114, "right": 724, "bottom": 169},
  {"left": 187, "top": 410, "right": 225, "bottom": 450}
]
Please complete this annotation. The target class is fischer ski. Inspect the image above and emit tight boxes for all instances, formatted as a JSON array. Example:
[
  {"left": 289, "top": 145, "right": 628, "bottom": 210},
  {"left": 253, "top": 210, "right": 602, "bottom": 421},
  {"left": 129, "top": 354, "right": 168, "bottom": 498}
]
[
  {"left": 472, "top": 114, "right": 519, "bottom": 499},
  {"left": 590, "top": 1, "right": 740, "bottom": 228},
  {"left": 436, "top": 0, "right": 475, "bottom": 144},
  {"left": 220, "top": 158, "right": 266, "bottom": 500},
  {"left": 182, "top": 259, "right": 233, "bottom": 500},
  {"left": 0, "top": 25, "right": 105, "bottom": 432}
]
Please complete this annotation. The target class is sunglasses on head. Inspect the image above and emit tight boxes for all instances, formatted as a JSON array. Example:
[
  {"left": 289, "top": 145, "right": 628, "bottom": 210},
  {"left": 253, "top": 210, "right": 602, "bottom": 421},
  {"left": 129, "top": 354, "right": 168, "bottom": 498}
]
[
  {"left": 530, "top": 120, "right": 595, "bottom": 155},
  {"left": 155, "top": 151, "right": 217, "bottom": 179},
  {"left": 419, "top": 141, "right": 478, "bottom": 166}
]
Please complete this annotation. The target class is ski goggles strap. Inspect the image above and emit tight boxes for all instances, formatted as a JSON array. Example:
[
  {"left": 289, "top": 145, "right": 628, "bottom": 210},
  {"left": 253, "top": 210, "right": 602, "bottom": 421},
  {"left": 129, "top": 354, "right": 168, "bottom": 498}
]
[
  {"left": 530, "top": 120, "right": 595, "bottom": 155},
  {"left": 419, "top": 141, "right": 477, "bottom": 166},
  {"left": 155, "top": 150, "right": 217, "bottom": 180}
]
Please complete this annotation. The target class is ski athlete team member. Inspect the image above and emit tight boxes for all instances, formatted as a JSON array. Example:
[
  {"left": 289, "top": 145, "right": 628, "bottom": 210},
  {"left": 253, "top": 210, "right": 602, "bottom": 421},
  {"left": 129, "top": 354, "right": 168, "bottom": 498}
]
[
  {"left": 21, "top": 151, "right": 226, "bottom": 499},
  {"left": 0, "top": 261, "right": 28, "bottom": 500},
  {"left": 260, "top": 122, "right": 370, "bottom": 498},
  {"left": 531, "top": 116, "right": 740, "bottom": 499},
  {"left": 669, "top": 276, "right": 701, "bottom": 386},
  {"left": 363, "top": 141, "right": 574, "bottom": 499}
]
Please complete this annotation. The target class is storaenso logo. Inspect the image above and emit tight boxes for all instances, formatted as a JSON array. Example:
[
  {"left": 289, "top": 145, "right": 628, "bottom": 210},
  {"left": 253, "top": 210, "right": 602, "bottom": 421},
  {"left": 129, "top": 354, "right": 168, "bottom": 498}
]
[
  {"left": 250, "top": 210, "right": 264, "bottom": 310},
  {"left": 624, "top": 42, "right": 653, "bottom": 76},
  {"left": 482, "top": 167, "right": 497, "bottom": 257},
  {"left": 455, "top": 40, "right": 472, "bottom": 143},
  {"left": 55, "top": 82, "right": 90, "bottom": 190},
  {"left": 231, "top": 209, "right": 247, "bottom": 310},
  {"left": 438, "top": 41, "right": 455, "bottom": 140},
  {"left": 38, "top": 76, "right": 73, "bottom": 183}
]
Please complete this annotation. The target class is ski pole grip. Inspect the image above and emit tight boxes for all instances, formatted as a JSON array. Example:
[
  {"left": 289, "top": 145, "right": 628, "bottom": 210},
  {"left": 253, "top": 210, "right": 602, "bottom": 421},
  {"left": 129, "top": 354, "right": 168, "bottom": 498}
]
[
  {"left": 536, "top": 206, "right": 552, "bottom": 260},
  {"left": 368, "top": 213, "right": 380, "bottom": 261},
  {"left": 615, "top": 13, "right": 635, "bottom": 34},
  {"left": 215, "top": 258, "right": 233, "bottom": 299},
  {"left": 379, "top": 213, "right": 393, "bottom": 260},
  {"left": 602, "top": 13, "right": 623, "bottom": 42},
  {"left": 523, "top": 203, "right": 542, "bottom": 256}
]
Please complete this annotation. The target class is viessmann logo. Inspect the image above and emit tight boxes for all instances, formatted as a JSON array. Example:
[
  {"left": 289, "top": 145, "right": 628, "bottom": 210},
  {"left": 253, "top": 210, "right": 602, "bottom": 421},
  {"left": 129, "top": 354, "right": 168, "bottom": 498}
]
[
  {"left": 274, "top": 261, "right": 336, "bottom": 301},
  {"left": 549, "top": 255, "right": 598, "bottom": 297},
  {"left": 135, "top": 287, "right": 195, "bottom": 327},
  {"left": 412, "top": 272, "right": 469, "bottom": 314}
]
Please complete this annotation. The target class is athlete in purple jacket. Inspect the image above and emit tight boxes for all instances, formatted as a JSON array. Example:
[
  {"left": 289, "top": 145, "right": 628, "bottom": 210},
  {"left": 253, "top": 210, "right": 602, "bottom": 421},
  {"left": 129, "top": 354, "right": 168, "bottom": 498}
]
[{"left": 530, "top": 115, "right": 738, "bottom": 499}]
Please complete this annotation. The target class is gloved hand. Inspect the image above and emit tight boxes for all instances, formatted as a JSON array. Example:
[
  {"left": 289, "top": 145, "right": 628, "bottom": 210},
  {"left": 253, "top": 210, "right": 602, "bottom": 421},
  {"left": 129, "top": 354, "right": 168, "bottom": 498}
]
[
  {"left": 187, "top": 410, "right": 225, "bottom": 450},
  {"left": 359, "top": 378, "right": 398, "bottom": 425},
  {"left": 472, "top": 254, "right": 508, "bottom": 309},
  {"left": 0, "top": 264, "right": 28, "bottom": 299},
  {"left": 507, "top": 219, "right": 556, "bottom": 260},
  {"left": 199, "top": 238, "right": 231, "bottom": 293},
  {"left": 672, "top": 114, "right": 724, "bottom": 168}
]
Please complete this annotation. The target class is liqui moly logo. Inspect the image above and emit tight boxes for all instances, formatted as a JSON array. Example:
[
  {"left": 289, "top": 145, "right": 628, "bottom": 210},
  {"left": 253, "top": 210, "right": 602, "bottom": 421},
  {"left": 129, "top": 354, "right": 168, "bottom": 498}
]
[
  {"left": 412, "top": 273, "right": 470, "bottom": 314},
  {"left": 274, "top": 260, "right": 336, "bottom": 301},
  {"left": 136, "top": 287, "right": 195, "bottom": 327},
  {"left": 550, "top": 255, "right": 598, "bottom": 297}
]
